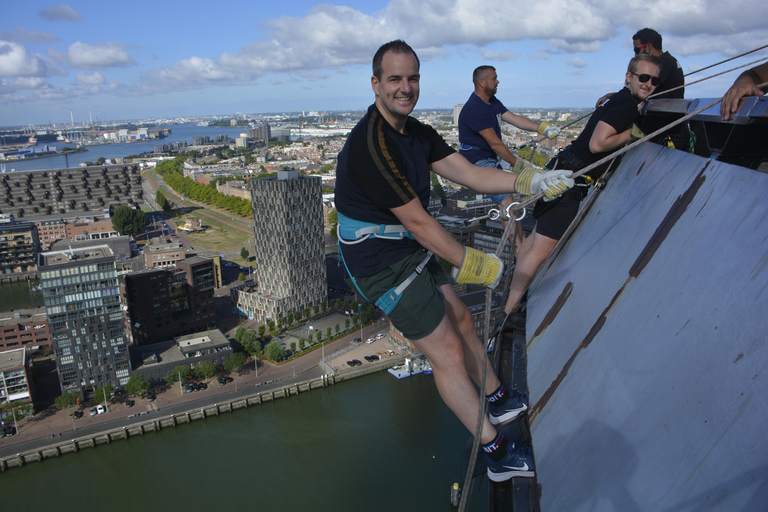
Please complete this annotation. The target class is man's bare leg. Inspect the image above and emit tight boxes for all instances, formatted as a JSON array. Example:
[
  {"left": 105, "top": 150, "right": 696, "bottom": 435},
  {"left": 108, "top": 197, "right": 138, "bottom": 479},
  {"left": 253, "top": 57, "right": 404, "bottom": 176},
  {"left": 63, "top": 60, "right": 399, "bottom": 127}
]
[
  {"left": 503, "top": 227, "right": 558, "bottom": 314},
  {"left": 497, "top": 195, "right": 524, "bottom": 252},
  {"left": 440, "top": 283, "right": 500, "bottom": 395},
  {"left": 410, "top": 312, "right": 498, "bottom": 444}
]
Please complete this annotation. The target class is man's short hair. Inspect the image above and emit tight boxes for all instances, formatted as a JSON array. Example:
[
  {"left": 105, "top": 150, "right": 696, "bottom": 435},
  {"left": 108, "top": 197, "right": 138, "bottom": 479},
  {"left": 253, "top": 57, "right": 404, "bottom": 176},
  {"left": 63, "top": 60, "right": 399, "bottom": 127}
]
[
  {"left": 372, "top": 40, "right": 420, "bottom": 80},
  {"left": 472, "top": 65, "right": 496, "bottom": 85},
  {"left": 628, "top": 53, "right": 661, "bottom": 74},
  {"left": 633, "top": 28, "right": 663, "bottom": 51}
]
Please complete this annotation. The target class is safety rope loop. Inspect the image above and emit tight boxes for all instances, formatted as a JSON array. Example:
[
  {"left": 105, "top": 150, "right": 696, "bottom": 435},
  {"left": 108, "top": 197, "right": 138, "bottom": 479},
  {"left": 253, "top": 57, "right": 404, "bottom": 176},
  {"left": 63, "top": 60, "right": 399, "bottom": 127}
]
[{"left": 506, "top": 202, "right": 525, "bottom": 222}]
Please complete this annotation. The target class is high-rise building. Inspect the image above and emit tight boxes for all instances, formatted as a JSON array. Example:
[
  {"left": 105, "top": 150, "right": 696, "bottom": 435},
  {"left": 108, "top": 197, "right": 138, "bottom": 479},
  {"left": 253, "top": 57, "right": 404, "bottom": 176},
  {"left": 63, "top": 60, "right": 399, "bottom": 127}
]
[
  {"left": 121, "top": 256, "right": 217, "bottom": 346},
  {"left": 454, "top": 104, "right": 464, "bottom": 126},
  {"left": 246, "top": 170, "right": 326, "bottom": 322},
  {"left": 38, "top": 243, "right": 130, "bottom": 396}
]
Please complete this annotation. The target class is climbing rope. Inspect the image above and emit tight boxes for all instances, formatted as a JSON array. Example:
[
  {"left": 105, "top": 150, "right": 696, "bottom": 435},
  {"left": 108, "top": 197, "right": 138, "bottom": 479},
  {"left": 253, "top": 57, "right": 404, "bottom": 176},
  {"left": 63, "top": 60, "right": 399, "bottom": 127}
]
[
  {"left": 648, "top": 55, "right": 768, "bottom": 100},
  {"left": 684, "top": 44, "right": 768, "bottom": 77}
]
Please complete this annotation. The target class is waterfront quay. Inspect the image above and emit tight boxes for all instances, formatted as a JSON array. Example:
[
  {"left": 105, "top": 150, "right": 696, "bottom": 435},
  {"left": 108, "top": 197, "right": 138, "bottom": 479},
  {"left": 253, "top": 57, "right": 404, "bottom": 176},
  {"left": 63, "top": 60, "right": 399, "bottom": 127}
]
[{"left": 0, "top": 320, "right": 401, "bottom": 468}]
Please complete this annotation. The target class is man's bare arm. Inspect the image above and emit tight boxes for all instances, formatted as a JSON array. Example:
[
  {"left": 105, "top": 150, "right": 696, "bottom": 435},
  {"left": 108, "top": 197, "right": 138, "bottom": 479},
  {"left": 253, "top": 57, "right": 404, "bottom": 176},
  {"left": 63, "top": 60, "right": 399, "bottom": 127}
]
[
  {"left": 390, "top": 198, "right": 465, "bottom": 266},
  {"left": 721, "top": 63, "right": 768, "bottom": 121},
  {"left": 477, "top": 127, "right": 517, "bottom": 166}
]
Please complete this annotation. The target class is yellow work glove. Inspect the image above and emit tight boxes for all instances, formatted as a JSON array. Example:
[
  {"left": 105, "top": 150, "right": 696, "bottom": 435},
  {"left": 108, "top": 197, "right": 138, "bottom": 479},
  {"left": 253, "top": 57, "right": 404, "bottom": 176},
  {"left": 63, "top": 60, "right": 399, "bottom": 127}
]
[
  {"left": 452, "top": 247, "right": 503, "bottom": 289},
  {"left": 630, "top": 124, "right": 645, "bottom": 141},
  {"left": 537, "top": 121, "right": 560, "bottom": 139},
  {"left": 514, "top": 166, "right": 574, "bottom": 200}
]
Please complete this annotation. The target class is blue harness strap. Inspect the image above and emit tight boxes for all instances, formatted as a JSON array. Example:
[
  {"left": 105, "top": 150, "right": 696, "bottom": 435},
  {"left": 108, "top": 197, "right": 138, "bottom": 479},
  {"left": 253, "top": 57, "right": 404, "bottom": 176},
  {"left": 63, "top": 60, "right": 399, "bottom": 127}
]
[{"left": 336, "top": 212, "right": 431, "bottom": 315}]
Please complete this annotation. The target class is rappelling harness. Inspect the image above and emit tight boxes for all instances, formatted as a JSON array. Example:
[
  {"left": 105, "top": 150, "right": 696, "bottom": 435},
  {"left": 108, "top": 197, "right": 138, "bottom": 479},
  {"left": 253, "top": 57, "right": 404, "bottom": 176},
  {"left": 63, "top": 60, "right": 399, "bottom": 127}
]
[{"left": 336, "top": 212, "right": 433, "bottom": 316}]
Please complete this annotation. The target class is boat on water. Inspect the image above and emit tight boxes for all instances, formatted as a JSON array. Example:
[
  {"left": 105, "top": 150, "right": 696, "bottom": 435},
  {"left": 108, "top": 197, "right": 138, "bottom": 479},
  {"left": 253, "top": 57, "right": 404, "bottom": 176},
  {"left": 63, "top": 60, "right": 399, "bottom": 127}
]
[
  {"left": 514, "top": 95, "right": 768, "bottom": 511},
  {"left": 388, "top": 355, "right": 432, "bottom": 379}
]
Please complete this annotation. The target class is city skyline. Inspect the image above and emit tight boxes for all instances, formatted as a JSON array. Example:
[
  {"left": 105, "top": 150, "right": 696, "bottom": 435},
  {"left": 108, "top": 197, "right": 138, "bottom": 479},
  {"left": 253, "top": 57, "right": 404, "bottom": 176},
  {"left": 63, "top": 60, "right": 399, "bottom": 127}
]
[{"left": 2, "top": 0, "right": 767, "bottom": 127}]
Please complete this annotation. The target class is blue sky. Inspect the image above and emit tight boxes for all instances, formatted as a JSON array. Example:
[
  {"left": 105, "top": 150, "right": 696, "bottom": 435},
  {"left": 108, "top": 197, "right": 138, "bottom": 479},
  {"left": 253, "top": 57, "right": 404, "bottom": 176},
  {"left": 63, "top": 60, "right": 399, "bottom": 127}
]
[{"left": 2, "top": 0, "right": 767, "bottom": 127}]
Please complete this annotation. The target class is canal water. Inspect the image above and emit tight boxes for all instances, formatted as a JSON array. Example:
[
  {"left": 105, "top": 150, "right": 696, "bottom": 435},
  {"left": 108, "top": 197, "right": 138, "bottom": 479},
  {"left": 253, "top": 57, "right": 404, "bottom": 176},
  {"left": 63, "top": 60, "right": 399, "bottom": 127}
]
[
  {"left": 0, "top": 372, "right": 489, "bottom": 511},
  {"left": 0, "top": 281, "right": 43, "bottom": 311},
  {"left": 5, "top": 124, "right": 267, "bottom": 173}
]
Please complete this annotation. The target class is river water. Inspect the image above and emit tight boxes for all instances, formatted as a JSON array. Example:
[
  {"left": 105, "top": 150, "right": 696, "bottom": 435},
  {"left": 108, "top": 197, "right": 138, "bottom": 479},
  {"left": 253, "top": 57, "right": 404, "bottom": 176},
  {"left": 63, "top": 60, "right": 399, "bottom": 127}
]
[
  {"left": 4, "top": 124, "right": 252, "bottom": 173},
  {"left": 0, "top": 372, "right": 488, "bottom": 511}
]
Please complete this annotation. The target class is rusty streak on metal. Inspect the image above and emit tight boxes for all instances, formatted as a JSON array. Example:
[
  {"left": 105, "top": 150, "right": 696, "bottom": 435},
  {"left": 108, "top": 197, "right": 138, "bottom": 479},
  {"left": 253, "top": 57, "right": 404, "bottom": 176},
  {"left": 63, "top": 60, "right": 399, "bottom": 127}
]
[
  {"left": 530, "top": 284, "right": 625, "bottom": 423},
  {"left": 636, "top": 162, "right": 646, "bottom": 176},
  {"left": 530, "top": 282, "right": 574, "bottom": 344},
  {"left": 629, "top": 161, "right": 709, "bottom": 278}
]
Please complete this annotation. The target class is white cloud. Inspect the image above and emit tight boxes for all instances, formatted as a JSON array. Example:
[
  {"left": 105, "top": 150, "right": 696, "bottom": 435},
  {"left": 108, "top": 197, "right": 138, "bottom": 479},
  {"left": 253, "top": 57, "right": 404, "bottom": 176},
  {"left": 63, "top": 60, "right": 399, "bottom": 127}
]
[
  {"left": 1, "top": 25, "right": 59, "bottom": 43},
  {"left": 65, "top": 41, "right": 134, "bottom": 70},
  {"left": 566, "top": 57, "right": 589, "bottom": 68},
  {"left": 269, "top": 77, "right": 283, "bottom": 85},
  {"left": 38, "top": 4, "right": 82, "bottom": 22},
  {"left": 75, "top": 71, "right": 105, "bottom": 85},
  {"left": 132, "top": 0, "right": 768, "bottom": 94},
  {"left": 0, "top": 41, "right": 65, "bottom": 77},
  {"left": 481, "top": 48, "right": 516, "bottom": 61}
]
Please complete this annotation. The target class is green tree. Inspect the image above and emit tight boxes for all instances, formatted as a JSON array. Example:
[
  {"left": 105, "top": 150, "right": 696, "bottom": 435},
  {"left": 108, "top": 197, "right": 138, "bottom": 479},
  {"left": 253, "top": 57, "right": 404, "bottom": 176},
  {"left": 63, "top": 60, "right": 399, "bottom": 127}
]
[
  {"left": 240, "top": 247, "right": 250, "bottom": 260},
  {"left": 54, "top": 390, "right": 79, "bottom": 409},
  {"left": 156, "top": 190, "right": 167, "bottom": 210},
  {"left": 193, "top": 360, "right": 217, "bottom": 380},
  {"left": 326, "top": 327, "right": 332, "bottom": 339},
  {"left": 298, "top": 338, "right": 305, "bottom": 350},
  {"left": 238, "top": 272, "right": 246, "bottom": 281},
  {"left": 223, "top": 352, "right": 247, "bottom": 373},
  {"left": 335, "top": 323, "right": 340, "bottom": 334},
  {"left": 125, "top": 374, "right": 150, "bottom": 396},
  {"left": 93, "top": 384, "right": 114, "bottom": 404},
  {"left": 430, "top": 170, "right": 445, "bottom": 197},
  {"left": 313, "top": 304, "right": 319, "bottom": 315},
  {"left": 345, "top": 318, "right": 350, "bottom": 330},
  {"left": 304, "top": 307, "right": 311, "bottom": 319},
  {"left": 290, "top": 342, "right": 296, "bottom": 353},
  {"left": 258, "top": 325, "right": 266, "bottom": 338},
  {"left": 263, "top": 339, "right": 285, "bottom": 361},
  {"left": 327, "top": 209, "right": 338, "bottom": 225},
  {"left": 286, "top": 312, "right": 294, "bottom": 325},
  {"left": 166, "top": 365, "right": 191, "bottom": 384},
  {"left": 111, "top": 205, "right": 147, "bottom": 238},
  {"left": 96, "top": 157, "right": 106, "bottom": 165}
]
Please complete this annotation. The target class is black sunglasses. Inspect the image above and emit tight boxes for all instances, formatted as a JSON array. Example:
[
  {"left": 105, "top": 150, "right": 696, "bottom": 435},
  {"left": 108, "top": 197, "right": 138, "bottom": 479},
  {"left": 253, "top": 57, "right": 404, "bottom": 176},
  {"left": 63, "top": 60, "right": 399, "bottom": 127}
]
[{"left": 630, "top": 72, "right": 660, "bottom": 86}]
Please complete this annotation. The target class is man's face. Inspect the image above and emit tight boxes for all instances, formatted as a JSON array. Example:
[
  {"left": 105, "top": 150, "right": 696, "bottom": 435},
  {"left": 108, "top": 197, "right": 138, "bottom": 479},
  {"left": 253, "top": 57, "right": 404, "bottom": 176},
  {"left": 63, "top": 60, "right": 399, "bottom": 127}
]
[
  {"left": 633, "top": 39, "right": 653, "bottom": 55},
  {"left": 626, "top": 60, "right": 660, "bottom": 102},
  {"left": 482, "top": 70, "right": 499, "bottom": 97},
  {"left": 371, "top": 51, "right": 420, "bottom": 127}
]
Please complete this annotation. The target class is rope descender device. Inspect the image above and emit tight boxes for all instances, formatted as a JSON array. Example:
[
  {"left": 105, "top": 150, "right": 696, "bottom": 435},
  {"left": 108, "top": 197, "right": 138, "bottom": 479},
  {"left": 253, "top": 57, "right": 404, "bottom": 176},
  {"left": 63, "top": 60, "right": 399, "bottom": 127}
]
[{"left": 489, "top": 202, "right": 526, "bottom": 222}]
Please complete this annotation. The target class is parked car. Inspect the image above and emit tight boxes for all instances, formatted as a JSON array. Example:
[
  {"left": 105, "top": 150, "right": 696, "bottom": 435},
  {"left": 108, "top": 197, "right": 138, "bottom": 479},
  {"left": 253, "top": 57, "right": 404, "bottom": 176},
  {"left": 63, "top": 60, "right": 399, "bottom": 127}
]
[
  {"left": 351, "top": 359, "right": 363, "bottom": 366},
  {"left": 3, "top": 426, "right": 17, "bottom": 437},
  {"left": 354, "top": 337, "right": 362, "bottom": 342},
  {"left": 346, "top": 360, "right": 356, "bottom": 367},
  {"left": 199, "top": 382, "right": 208, "bottom": 390},
  {"left": 185, "top": 385, "right": 194, "bottom": 393},
  {"left": 369, "top": 355, "right": 380, "bottom": 361},
  {"left": 73, "top": 410, "right": 83, "bottom": 419},
  {"left": 146, "top": 394, "right": 156, "bottom": 401},
  {"left": 89, "top": 407, "right": 97, "bottom": 416},
  {"left": 364, "top": 355, "right": 374, "bottom": 362},
  {"left": 96, "top": 405, "right": 105, "bottom": 414},
  {"left": 125, "top": 399, "right": 135, "bottom": 408},
  {"left": 366, "top": 338, "right": 375, "bottom": 344},
  {"left": 218, "top": 377, "right": 226, "bottom": 386},
  {"left": 376, "top": 333, "right": 385, "bottom": 339}
]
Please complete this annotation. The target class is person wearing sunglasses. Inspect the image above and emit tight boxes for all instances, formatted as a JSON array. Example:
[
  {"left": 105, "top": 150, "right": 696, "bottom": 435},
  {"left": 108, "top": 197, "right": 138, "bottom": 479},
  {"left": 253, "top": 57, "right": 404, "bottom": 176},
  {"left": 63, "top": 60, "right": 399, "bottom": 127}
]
[
  {"left": 498, "top": 54, "right": 661, "bottom": 331},
  {"left": 596, "top": 28, "right": 684, "bottom": 108}
]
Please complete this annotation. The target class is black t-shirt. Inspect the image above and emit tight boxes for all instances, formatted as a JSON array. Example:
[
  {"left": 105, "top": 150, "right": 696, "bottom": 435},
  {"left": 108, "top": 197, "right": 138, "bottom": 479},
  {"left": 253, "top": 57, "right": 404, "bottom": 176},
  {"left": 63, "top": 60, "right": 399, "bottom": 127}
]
[
  {"left": 335, "top": 104, "right": 455, "bottom": 276},
  {"left": 571, "top": 87, "right": 638, "bottom": 179},
  {"left": 655, "top": 52, "right": 685, "bottom": 99}
]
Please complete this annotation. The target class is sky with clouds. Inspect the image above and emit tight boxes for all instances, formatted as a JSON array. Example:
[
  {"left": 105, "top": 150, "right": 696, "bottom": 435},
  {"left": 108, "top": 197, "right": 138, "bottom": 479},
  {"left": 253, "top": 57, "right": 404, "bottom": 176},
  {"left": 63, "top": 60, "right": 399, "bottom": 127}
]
[{"left": 1, "top": 0, "right": 767, "bottom": 127}]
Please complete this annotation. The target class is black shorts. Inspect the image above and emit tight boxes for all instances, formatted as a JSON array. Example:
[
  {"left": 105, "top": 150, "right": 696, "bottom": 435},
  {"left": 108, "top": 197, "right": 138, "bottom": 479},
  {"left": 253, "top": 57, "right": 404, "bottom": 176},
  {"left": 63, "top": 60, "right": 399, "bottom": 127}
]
[{"left": 532, "top": 187, "right": 587, "bottom": 240}]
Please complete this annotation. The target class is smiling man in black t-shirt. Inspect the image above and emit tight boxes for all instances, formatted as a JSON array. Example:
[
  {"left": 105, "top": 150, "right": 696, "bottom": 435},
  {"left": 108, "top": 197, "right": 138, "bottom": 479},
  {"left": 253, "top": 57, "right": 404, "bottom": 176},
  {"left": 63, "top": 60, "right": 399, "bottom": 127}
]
[{"left": 335, "top": 40, "right": 574, "bottom": 482}]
